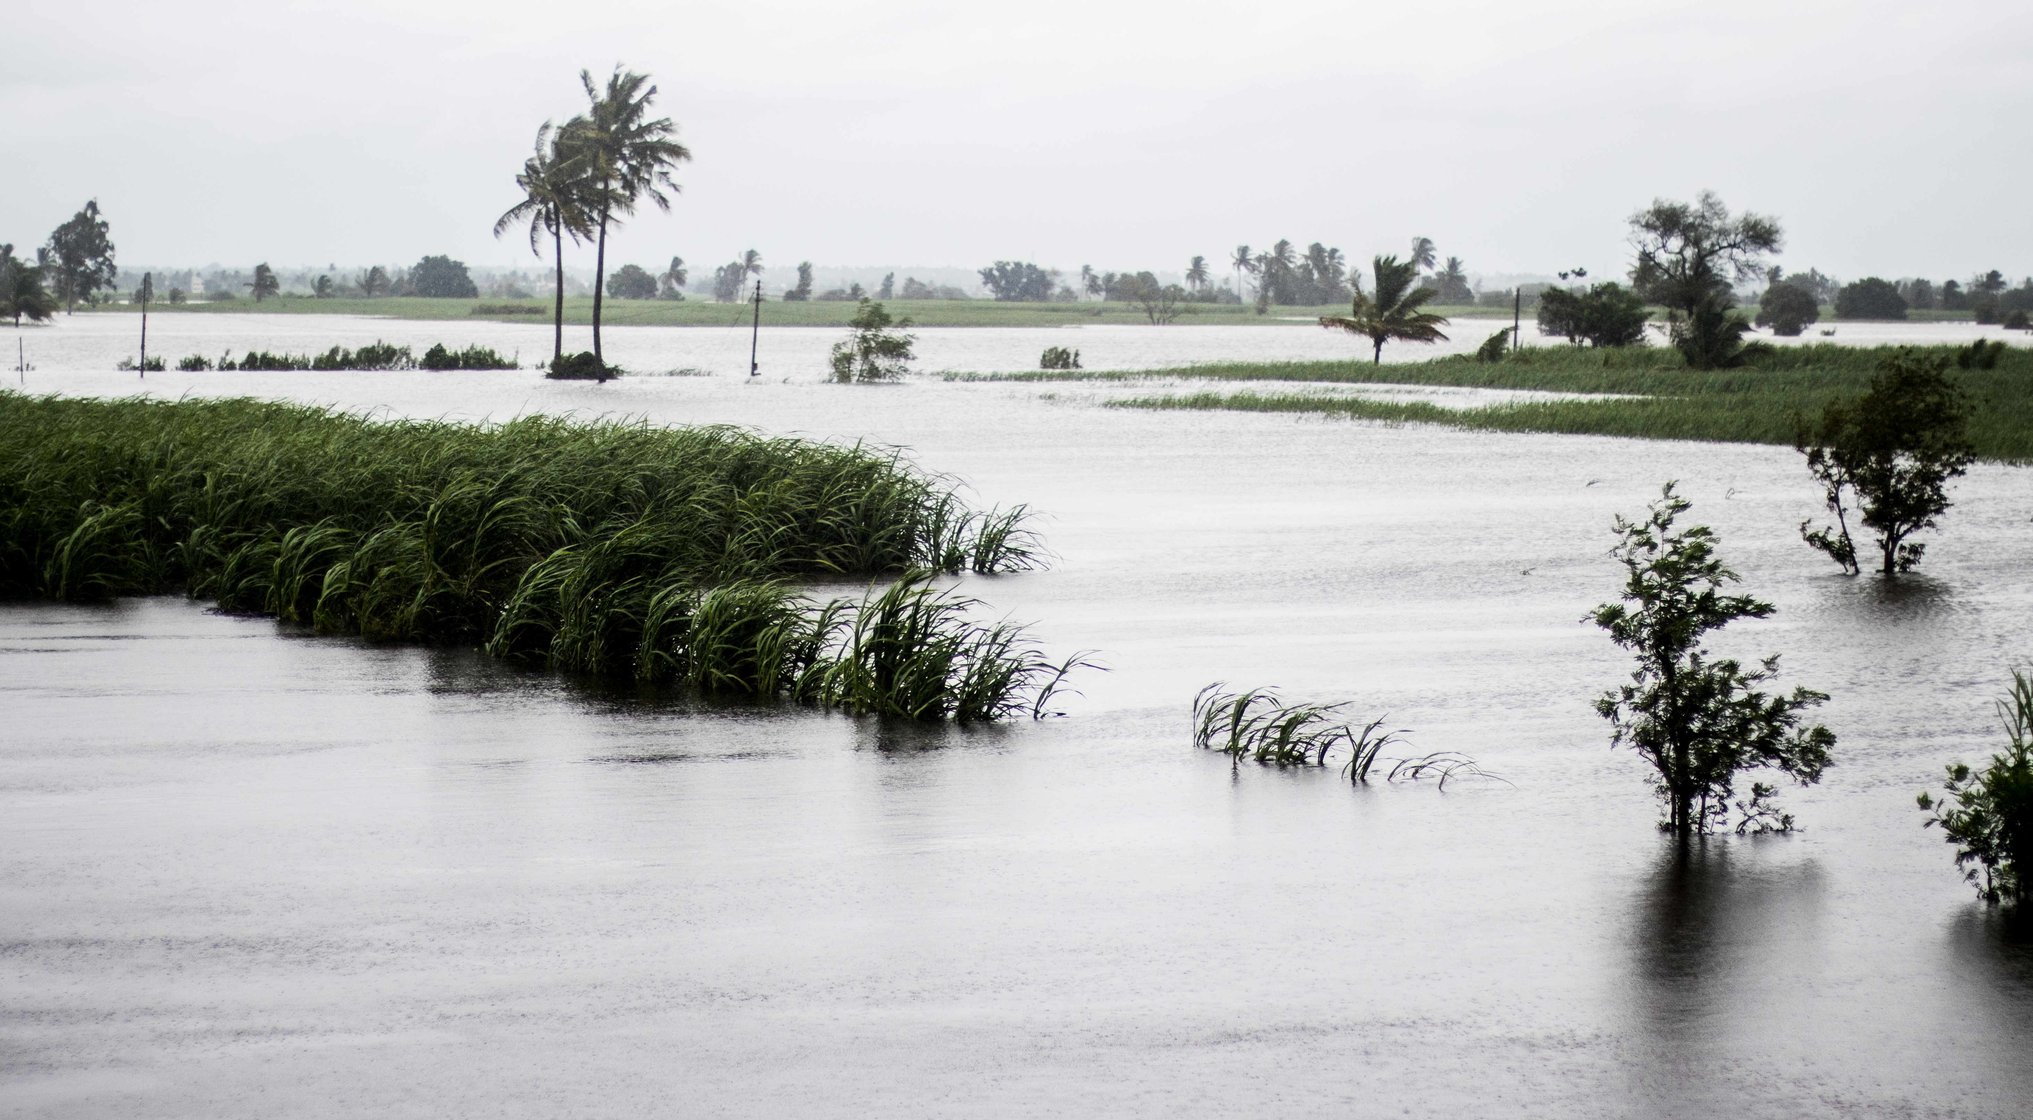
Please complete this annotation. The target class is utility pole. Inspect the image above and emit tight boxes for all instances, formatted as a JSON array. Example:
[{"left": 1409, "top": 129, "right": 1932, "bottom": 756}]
[
  {"left": 749, "top": 280, "right": 762, "bottom": 377},
  {"left": 1512, "top": 288, "right": 1522, "bottom": 352},
  {"left": 139, "top": 272, "right": 152, "bottom": 378}
]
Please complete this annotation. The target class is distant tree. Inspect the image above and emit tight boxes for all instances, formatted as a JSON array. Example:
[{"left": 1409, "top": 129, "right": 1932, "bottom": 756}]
[
  {"left": 1120, "top": 273, "right": 1186, "bottom": 324},
  {"left": 1918, "top": 670, "right": 2033, "bottom": 909},
  {"left": 43, "top": 200, "right": 118, "bottom": 312},
  {"left": 312, "top": 275, "right": 336, "bottom": 299},
  {"left": 1833, "top": 277, "right": 1908, "bottom": 320},
  {"left": 1262, "top": 240, "right": 1299, "bottom": 304},
  {"left": 1229, "top": 245, "right": 1253, "bottom": 303},
  {"left": 978, "top": 260, "right": 1058, "bottom": 301},
  {"left": 0, "top": 244, "right": 60, "bottom": 327},
  {"left": 659, "top": 256, "right": 688, "bottom": 299},
  {"left": 167, "top": 286, "right": 186, "bottom": 305},
  {"left": 1185, "top": 255, "right": 1210, "bottom": 292},
  {"left": 784, "top": 261, "right": 814, "bottom": 302},
  {"left": 1939, "top": 279, "right": 1968, "bottom": 311},
  {"left": 740, "top": 249, "right": 764, "bottom": 282},
  {"left": 1408, "top": 236, "right": 1437, "bottom": 273},
  {"left": 1628, "top": 191, "right": 1782, "bottom": 318},
  {"left": 712, "top": 261, "right": 746, "bottom": 302},
  {"left": 1589, "top": 483, "right": 1835, "bottom": 837},
  {"left": 606, "top": 263, "right": 658, "bottom": 299},
  {"left": 357, "top": 266, "right": 391, "bottom": 298},
  {"left": 410, "top": 255, "right": 478, "bottom": 298},
  {"left": 1797, "top": 353, "right": 1974, "bottom": 577},
  {"left": 1538, "top": 282, "right": 1650, "bottom": 347},
  {"left": 1669, "top": 299, "right": 1765, "bottom": 370},
  {"left": 828, "top": 299, "right": 915, "bottom": 382},
  {"left": 247, "top": 263, "right": 280, "bottom": 302},
  {"left": 1079, "top": 264, "right": 1098, "bottom": 300},
  {"left": 847, "top": 281, "right": 866, "bottom": 300},
  {"left": 493, "top": 120, "right": 596, "bottom": 364},
  {"left": 563, "top": 66, "right": 692, "bottom": 366},
  {"left": 1755, "top": 282, "right": 1820, "bottom": 336},
  {"left": 1975, "top": 269, "right": 2007, "bottom": 296},
  {"left": 878, "top": 272, "right": 894, "bottom": 300},
  {"left": 1433, "top": 256, "right": 1473, "bottom": 303},
  {"left": 1899, "top": 278, "right": 1936, "bottom": 310},
  {"left": 1768, "top": 266, "right": 1837, "bottom": 306},
  {"left": 1320, "top": 255, "right": 1450, "bottom": 364}
]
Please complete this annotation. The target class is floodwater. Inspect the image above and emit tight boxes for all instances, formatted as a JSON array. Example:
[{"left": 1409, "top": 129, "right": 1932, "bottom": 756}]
[{"left": 4, "top": 317, "right": 2032, "bottom": 1118}]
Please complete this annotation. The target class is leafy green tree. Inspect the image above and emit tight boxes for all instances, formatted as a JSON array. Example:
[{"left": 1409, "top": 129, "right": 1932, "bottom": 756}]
[
  {"left": 1538, "top": 282, "right": 1650, "bottom": 346},
  {"left": 606, "top": 263, "right": 658, "bottom": 299},
  {"left": 246, "top": 263, "right": 280, "bottom": 302},
  {"left": 1833, "top": 277, "right": 1908, "bottom": 320},
  {"left": 1629, "top": 191, "right": 1782, "bottom": 319},
  {"left": 828, "top": 299, "right": 915, "bottom": 382},
  {"left": 784, "top": 261, "right": 814, "bottom": 301},
  {"left": 43, "top": 200, "right": 118, "bottom": 312},
  {"left": 410, "top": 255, "right": 478, "bottom": 298},
  {"left": 978, "top": 260, "right": 1058, "bottom": 301},
  {"left": 1797, "top": 353, "right": 1974, "bottom": 577},
  {"left": 1589, "top": 483, "right": 1835, "bottom": 837},
  {"left": 1320, "top": 255, "right": 1450, "bottom": 364},
  {"left": 1919, "top": 670, "right": 2033, "bottom": 908},
  {"left": 493, "top": 121, "right": 595, "bottom": 364},
  {"left": 1754, "top": 281, "right": 1820, "bottom": 336},
  {"left": 563, "top": 66, "right": 693, "bottom": 365},
  {"left": 357, "top": 266, "right": 391, "bottom": 298},
  {"left": 1, "top": 244, "right": 59, "bottom": 327}
]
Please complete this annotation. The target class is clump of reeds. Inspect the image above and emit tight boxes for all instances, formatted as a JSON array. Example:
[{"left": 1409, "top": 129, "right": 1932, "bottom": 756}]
[
  {"left": 1192, "top": 683, "right": 1498, "bottom": 786},
  {"left": 0, "top": 393, "right": 1067, "bottom": 721}
]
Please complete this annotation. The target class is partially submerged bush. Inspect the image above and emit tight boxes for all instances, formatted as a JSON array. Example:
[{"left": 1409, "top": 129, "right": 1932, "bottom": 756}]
[
  {"left": 1755, "top": 282, "right": 1821, "bottom": 337},
  {"left": 1537, "top": 282, "right": 1649, "bottom": 348},
  {"left": 547, "top": 350, "right": 618, "bottom": 381},
  {"left": 1919, "top": 671, "right": 2033, "bottom": 908},
  {"left": 830, "top": 298, "right": 915, "bottom": 382},
  {"left": 1040, "top": 345, "right": 1082, "bottom": 370},
  {"left": 421, "top": 342, "right": 516, "bottom": 371}
]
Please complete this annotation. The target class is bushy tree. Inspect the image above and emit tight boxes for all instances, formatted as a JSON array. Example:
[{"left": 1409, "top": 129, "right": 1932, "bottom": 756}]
[
  {"left": 784, "top": 262, "right": 813, "bottom": 302},
  {"left": 312, "top": 275, "right": 336, "bottom": 299},
  {"left": 1537, "top": 282, "right": 1650, "bottom": 347},
  {"left": 1755, "top": 282, "right": 1821, "bottom": 336},
  {"left": 877, "top": 272, "right": 894, "bottom": 300},
  {"left": 605, "top": 263, "right": 658, "bottom": 299},
  {"left": 1120, "top": 274, "right": 1186, "bottom": 324},
  {"left": 1833, "top": 277, "right": 1908, "bottom": 320},
  {"left": 1797, "top": 353, "right": 1974, "bottom": 577},
  {"left": 410, "top": 255, "right": 478, "bottom": 298},
  {"left": 1629, "top": 191, "right": 1782, "bottom": 318},
  {"left": 1589, "top": 484, "right": 1835, "bottom": 836},
  {"left": 1919, "top": 671, "right": 2033, "bottom": 908},
  {"left": 357, "top": 266, "right": 391, "bottom": 298},
  {"left": 43, "top": 200, "right": 118, "bottom": 312},
  {"left": 1320, "top": 255, "right": 1449, "bottom": 364},
  {"left": 246, "top": 263, "right": 280, "bottom": 302},
  {"left": 1, "top": 244, "right": 59, "bottom": 326},
  {"left": 1899, "top": 278, "right": 1936, "bottom": 310},
  {"left": 828, "top": 299, "right": 914, "bottom": 382},
  {"left": 978, "top": 260, "right": 1058, "bottom": 302}
]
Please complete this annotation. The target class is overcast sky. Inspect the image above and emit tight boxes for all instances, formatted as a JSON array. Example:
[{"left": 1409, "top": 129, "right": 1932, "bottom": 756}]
[{"left": 7, "top": 0, "right": 2027, "bottom": 285}]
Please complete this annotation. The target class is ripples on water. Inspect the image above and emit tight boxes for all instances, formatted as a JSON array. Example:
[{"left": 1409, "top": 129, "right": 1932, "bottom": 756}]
[{"left": 3, "top": 315, "right": 2031, "bottom": 1118}]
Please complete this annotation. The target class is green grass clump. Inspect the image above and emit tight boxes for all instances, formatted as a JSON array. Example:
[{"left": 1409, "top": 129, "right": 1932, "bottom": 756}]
[
  {"left": 0, "top": 393, "right": 1058, "bottom": 720},
  {"left": 1192, "top": 683, "right": 1503, "bottom": 787},
  {"left": 1077, "top": 344, "right": 2032, "bottom": 463}
]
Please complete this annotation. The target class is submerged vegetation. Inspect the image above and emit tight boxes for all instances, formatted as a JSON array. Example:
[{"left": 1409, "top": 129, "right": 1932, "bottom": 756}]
[
  {"left": 1919, "top": 670, "right": 2033, "bottom": 908},
  {"left": 168, "top": 341, "right": 518, "bottom": 372},
  {"left": 0, "top": 394, "right": 1073, "bottom": 721},
  {"left": 1191, "top": 684, "right": 1498, "bottom": 788}
]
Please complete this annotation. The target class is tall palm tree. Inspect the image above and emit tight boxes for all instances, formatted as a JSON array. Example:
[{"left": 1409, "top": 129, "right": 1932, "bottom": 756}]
[
  {"left": 1435, "top": 256, "right": 1470, "bottom": 303},
  {"left": 1185, "top": 255, "right": 1209, "bottom": 292},
  {"left": 1409, "top": 237, "right": 1437, "bottom": 273},
  {"left": 1320, "top": 255, "right": 1450, "bottom": 364},
  {"left": 494, "top": 121, "right": 594, "bottom": 365},
  {"left": 565, "top": 66, "right": 693, "bottom": 365},
  {"left": 1230, "top": 245, "right": 1253, "bottom": 302},
  {"left": 740, "top": 249, "right": 763, "bottom": 281}
]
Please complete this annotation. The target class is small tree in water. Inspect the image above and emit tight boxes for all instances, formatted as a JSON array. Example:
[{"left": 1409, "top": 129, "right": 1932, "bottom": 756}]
[
  {"left": 829, "top": 299, "right": 915, "bottom": 383},
  {"left": 1797, "top": 353, "right": 1974, "bottom": 577},
  {"left": 1588, "top": 484, "right": 1835, "bottom": 837},
  {"left": 1919, "top": 670, "right": 2033, "bottom": 908}
]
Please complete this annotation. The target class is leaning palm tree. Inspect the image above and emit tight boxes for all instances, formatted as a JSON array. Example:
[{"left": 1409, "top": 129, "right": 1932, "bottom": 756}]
[
  {"left": 740, "top": 249, "right": 763, "bottom": 281},
  {"left": 659, "top": 256, "right": 687, "bottom": 298},
  {"left": 493, "top": 121, "right": 594, "bottom": 365},
  {"left": 1409, "top": 237, "right": 1437, "bottom": 273},
  {"left": 1185, "top": 255, "right": 1209, "bottom": 292},
  {"left": 1435, "top": 256, "right": 1469, "bottom": 303},
  {"left": 1, "top": 245, "right": 60, "bottom": 327},
  {"left": 1320, "top": 255, "right": 1450, "bottom": 364},
  {"left": 1230, "top": 245, "right": 1253, "bottom": 302},
  {"left": 564, "top": 66, "right": 693, "bottom": 365}
]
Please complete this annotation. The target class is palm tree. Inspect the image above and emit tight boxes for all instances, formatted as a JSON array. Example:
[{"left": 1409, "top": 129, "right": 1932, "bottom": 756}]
[
  {"left": 1230, "top": 245, "right": 1253, "bottom": 302},
  {"left": 659, "top": 256, "right": 687, "bottom": 298},
  {"left": 1320, "top": 255, "right": 1450, "bottom": 364},
  {"left": 1409, "top": 237, "right": 1437, "bottom": 273},
  {"left": 494, "top": 121, "right": 594, "bottom": 365},
  {"left": 740, "top": 249, "right": 763, "bottom": 281},
  {"left": 1435, "top": 256, "right": 1470, "bottom": 303},
  {"left": 1185, "top": 255, "right": 1209, "bottom": 292},
  {"left": 1079, "top": 264, "right": 1097, "bottom": 300},
  {"left": 1, "top": 245, "right": 59, "bottom": 327},
  {"left": 564, "top": 66, "right": 693, "bottom": 365},
  {"left": 246, "top": 263, "right": 279, "bottom": 302}
]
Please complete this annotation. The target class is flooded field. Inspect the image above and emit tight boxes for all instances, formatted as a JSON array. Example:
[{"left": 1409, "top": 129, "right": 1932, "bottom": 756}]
[{"left": 4, "top": 322, "right": 2031, "bottom": 1117}]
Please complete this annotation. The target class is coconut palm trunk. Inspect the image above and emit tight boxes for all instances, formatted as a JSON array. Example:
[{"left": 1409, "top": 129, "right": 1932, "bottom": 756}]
[
  {"left": 550, "top": 225, "right": 566, "bottom": 365},
  {"left": 592, "top": 198, "right": 610, "bottom": 364}
]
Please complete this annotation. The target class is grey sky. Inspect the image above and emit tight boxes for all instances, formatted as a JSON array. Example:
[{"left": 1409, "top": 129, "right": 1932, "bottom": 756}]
[{"left": 7, "top": 0, "right": 2027, "bottom": 285}]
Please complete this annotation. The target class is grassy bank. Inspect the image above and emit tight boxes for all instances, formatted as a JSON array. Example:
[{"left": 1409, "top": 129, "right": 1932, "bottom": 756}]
[
  {"left": 0, "top": 394, "right": 1072, "bottom": 720},
  {"left": 84, "top": 295, "right": 1518, "bottom": 328},
  {"left": 1065, "top": 344, "right": 2032, "bottom": 462}
]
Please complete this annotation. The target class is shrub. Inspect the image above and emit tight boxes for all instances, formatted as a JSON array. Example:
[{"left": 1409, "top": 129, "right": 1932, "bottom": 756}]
[
  {"left": 1955, "top": 339, "right": 2007, "bottom": 370},
  {"left": 547, "top": 351, "right": 617, "bottom": 381},
  {"left": 176, "top": 355, "right": 212, "bottom": 371},
  {"left": 421, "top": 343, "right": 516, "bottom": 371},
  {"left": 1040, "top": 346, "right": 1081, "bottom": 370},
  {"left": 1834, "top": 277, "right": 1909, "bottom": 320},
  {"left": 1588, "top": 483, "right": 1834, "bottom": 835},
  {"left": 2005, "top": 309, "right": 2030, "bottom": 330},
  {"left": 1919, "top": 671, "right": 2033, "bottom": 908},
  {"left": 829, "top": 299, "right": 915, "bottom": 383},
  {"left": 1475, "top": 328, "right": 1510, "bottom": 363},
  {"left": 1755, "top": 283, "right": 1821, "bottom": 336},
  {"left": 1669, "top": 298, "right": 1769, "bottom": 369},
  {"left": 1537, "top": 282, "right": 1650, "bottom": 347}
]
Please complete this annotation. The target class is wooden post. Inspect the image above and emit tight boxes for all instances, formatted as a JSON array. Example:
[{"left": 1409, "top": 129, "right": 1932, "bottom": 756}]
[
  {"left": 1512, "top": 288, "right": 1522, "bottom": 352},
  {"left": 139, "top": 272, "right": 151, "bottom": 378},
  {"left": 749, "top": 280, "right": 762, "bottom": 377}
]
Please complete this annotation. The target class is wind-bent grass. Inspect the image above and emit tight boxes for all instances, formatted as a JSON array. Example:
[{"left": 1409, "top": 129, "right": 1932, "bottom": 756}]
[
  {"left": 1068, "top": 344, "right": 2033, "bottom": 463},
  {"left": 0, "top": 393, "right": 1068, "bottom": 721},
  {"left": 1192, "top": 684, "right": 1427, "bottom": 782}
]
